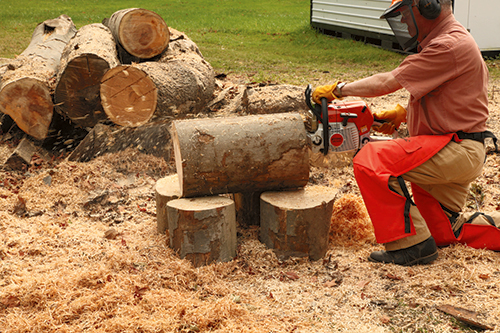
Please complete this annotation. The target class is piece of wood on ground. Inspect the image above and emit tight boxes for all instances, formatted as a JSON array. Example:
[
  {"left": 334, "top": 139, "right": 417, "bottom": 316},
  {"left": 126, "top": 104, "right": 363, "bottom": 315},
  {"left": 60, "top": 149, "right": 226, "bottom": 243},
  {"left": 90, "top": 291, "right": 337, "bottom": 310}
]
[
  {"left": 234, "top": 192, "right": 262, "bottom": 227},
  {"left": 167, "top": 196, "right": 236, "bottom": 267},
  {"left": 436, "top": 304, "right": 494, "bottom": 330},
  {"left": 67, "top": 121, "right": 172, "bottom": 163},
  {"left": 260, "top": 186, "right": 338, "bottom": 261},
  {"left": 54, "top": 23, "right": 120, "bottom": 128},
  {"left": 171, "top": 112, "right": 309, "bottom": 198},
  {"left": 0, "top": 15, "right": 77, "bottom": 140},
  {"left": 155, "top": 174, "right": 181, "bottom": 234},
  {"left": 103, "top": 8, "right": 170, "bottom": 62},
  {"left": 2, "top": 137, "right": 51, "bottom": 171}
]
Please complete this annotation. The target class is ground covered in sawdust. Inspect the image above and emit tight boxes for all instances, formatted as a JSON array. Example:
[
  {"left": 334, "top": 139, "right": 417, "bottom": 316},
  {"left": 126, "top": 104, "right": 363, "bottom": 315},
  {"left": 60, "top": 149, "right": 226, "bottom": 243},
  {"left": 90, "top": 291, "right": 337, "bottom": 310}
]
[{"left": 0, "top": 79, "right": 500, "bottom": 333}]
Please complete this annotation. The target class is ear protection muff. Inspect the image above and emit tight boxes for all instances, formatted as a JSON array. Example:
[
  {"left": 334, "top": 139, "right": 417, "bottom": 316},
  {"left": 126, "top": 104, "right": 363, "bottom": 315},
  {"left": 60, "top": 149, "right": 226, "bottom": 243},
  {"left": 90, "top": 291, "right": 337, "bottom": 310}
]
[{"left": 418, "top": 0, "right": 441, "bottom": 20}]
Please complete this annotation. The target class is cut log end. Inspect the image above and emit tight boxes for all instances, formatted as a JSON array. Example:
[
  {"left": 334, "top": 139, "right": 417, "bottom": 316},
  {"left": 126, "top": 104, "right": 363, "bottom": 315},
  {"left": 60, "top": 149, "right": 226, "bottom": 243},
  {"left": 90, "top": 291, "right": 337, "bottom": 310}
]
[
  {"left": 100, "top": 65, "right": 157, "bottom": 127},
  {"left": 54, "top": 54, "right": 110, "bottom": 128},
  {"left": 0, "top": 78, "right": 53, "bottom": 140},
  {"left": 119, "top": 9, "right": 170, "bottom": 59}
]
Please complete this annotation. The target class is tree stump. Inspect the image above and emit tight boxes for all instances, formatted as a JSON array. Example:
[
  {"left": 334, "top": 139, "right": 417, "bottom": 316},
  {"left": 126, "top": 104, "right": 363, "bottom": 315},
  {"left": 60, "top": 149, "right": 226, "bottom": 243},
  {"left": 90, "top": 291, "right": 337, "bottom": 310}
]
[
  {"left": 103, "top": 8, "right": 170, "bottom": 62},
  {"left": 155, "top": 174, "right": 181, "bottom": 234},
  {"left": 0, "top": 15, "right": 77, "bottom": 140},
  {"left": 54, "top": 23, "right": 120, "bottom": 128},
  {"left": 260, "top": 186, "right": 338, "bottom": 261},
  {"left": 171, "top": 113, "right": 309, "bottom": 198},
  {"left": 167, "top": 196, "right": 236, "bottom": 267}
]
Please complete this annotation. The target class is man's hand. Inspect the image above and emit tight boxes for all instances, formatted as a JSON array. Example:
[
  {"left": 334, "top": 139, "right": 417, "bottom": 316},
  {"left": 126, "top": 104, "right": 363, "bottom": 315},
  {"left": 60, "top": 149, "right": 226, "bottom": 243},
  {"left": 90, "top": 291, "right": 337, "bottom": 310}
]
[
  {"left": 373, "top": 104, "right": 407, "bottom": 135},
  {"left": 312, "top": 82, "right": 342, "bottom": 104}
]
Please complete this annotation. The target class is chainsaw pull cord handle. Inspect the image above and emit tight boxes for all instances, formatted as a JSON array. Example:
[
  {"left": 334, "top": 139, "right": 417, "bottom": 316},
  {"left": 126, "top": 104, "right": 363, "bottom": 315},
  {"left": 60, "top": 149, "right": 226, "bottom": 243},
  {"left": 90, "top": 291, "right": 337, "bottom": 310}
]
[{"left": 321, "top": 97, "right": 329, "bottom": 155}]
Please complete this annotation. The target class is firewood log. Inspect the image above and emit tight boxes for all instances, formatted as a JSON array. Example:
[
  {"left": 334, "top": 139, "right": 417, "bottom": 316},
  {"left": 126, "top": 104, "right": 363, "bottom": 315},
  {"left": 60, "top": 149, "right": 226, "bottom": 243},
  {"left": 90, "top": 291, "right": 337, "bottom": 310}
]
[
  {"left": 167, "top": 196, "right": 236, "bottom": 267},
  {"left": 0, "top": 15, "right": 77, "bottom": 140},
  {"left": 54, "top": 23, "right": 120, "bottom": 128},
  {"left": 171, "top": 113, "right": 309, "bottom": 198},
  {"left": 260, "top": 186, "right": 338, "bottom": 261},
  {"left": 103, "top": 8, "right": 170, "bottom": 62},
  {"left": 155, "top": 174, "right": 181, "bottom": 234}
]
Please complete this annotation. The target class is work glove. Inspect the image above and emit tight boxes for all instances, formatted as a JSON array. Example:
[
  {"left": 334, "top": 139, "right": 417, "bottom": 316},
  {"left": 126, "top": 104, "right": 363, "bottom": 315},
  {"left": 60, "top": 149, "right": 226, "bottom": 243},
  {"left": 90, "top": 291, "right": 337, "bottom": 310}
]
[
  {"left": 373, "top": 104, "right": 407, "bottom": 135},
  {"left": 312, "top": 81, "right": 342, "bottom": 104}
]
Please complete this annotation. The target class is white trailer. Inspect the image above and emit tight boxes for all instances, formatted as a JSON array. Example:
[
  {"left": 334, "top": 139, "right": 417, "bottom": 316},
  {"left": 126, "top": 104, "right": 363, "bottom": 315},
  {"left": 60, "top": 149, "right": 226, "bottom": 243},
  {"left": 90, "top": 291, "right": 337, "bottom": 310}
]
[{"left": 310, "top": 0, "right": 500, "bottom": 55}]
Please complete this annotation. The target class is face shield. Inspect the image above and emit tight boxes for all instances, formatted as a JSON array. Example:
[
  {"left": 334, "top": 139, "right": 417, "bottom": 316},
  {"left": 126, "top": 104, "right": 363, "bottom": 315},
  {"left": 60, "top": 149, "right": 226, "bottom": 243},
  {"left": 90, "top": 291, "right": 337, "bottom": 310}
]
[{"left": 381, "top": 0, "right": 419, "bottom": 51}]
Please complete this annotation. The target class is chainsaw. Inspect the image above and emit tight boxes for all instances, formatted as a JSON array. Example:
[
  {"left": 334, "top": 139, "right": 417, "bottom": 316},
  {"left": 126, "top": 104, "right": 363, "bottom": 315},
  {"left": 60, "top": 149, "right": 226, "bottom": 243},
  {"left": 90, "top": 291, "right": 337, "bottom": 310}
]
[{"left": 304, "top": 84, "right": 392, "bottom": 156}]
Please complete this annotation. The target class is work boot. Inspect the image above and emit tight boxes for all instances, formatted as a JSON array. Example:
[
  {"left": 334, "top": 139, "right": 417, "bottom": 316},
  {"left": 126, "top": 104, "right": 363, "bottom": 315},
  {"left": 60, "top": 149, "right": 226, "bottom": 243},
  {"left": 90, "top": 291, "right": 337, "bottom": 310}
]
[{"left": 368, "top": 237, "right": 438, "bottom": 266}]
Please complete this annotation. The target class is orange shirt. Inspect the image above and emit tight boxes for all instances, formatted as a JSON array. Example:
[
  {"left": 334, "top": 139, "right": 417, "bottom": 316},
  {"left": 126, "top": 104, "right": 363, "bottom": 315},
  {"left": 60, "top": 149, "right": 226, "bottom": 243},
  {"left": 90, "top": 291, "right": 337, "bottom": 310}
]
[{"left": 392, "top": 15, "right": 489, "bottom": 136}]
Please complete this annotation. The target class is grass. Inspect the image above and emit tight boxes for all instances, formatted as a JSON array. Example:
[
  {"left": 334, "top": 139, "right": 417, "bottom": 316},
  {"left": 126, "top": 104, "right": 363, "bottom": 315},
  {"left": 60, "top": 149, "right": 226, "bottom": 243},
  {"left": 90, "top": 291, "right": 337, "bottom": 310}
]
[{"left": 0, "top": 0, "right": 498, "bottom": 85}]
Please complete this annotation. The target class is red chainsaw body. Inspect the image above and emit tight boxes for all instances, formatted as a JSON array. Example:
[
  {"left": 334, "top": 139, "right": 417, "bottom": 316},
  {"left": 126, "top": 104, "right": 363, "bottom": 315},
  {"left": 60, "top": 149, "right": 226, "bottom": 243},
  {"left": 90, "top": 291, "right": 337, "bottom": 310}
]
[{"left": 327, "top": 100, "right": 374, "bottom": 137}]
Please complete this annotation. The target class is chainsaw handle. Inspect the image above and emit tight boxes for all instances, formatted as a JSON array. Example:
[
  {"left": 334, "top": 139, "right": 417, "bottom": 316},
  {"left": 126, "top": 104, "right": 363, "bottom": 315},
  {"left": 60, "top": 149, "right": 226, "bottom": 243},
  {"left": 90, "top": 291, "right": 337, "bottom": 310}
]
[
  {"left": 305, "top": 84, "right": 323, "bottom": 120},
  {"left": 321, "top": 97, "right": 329, "bottom": 155}
]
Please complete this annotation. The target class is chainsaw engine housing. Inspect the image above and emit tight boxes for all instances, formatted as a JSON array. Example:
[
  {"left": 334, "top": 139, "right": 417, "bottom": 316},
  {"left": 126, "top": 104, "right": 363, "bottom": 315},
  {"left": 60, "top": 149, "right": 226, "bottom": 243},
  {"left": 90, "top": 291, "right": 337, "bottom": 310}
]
[{"left": 306, "top": 100, "right": 374, "bottom": 154}]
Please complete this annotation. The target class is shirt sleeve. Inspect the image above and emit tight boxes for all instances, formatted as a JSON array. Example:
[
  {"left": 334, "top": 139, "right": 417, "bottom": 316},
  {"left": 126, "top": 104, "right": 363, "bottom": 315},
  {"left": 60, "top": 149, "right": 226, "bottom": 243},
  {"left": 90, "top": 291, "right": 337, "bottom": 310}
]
[{"left": 391, "top": 41, "right": 458, "bottom": 100}]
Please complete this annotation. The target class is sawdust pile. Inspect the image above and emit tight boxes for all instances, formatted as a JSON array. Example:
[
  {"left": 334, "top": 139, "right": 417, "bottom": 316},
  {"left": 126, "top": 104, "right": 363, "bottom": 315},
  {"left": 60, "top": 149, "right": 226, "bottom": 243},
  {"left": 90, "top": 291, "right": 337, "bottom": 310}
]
[
  {"left": 330, "top": 194, "right": 376, "bottom": 247},
  {"left": 1, "top": 79, "right": 500, "bottom": 332}
]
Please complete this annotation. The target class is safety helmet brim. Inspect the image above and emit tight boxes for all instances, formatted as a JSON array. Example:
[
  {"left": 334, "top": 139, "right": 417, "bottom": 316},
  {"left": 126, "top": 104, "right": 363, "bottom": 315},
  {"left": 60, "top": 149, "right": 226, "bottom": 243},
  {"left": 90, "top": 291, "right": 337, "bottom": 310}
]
[{"left": 380, "top": 0, "right": 413, "bottom": 19}]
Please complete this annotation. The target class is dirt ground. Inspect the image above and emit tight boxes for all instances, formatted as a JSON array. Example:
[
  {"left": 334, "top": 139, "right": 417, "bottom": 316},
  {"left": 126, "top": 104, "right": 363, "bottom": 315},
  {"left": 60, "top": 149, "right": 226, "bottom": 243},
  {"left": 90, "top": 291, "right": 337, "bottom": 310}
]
[{"left": 0, "top": 76, "right": 499, "bottom": 333}]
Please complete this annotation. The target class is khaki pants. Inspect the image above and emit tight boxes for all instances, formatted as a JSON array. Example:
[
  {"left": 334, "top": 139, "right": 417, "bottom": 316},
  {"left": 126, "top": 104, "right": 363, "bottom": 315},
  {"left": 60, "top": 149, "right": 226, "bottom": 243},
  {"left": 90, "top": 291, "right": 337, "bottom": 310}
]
[{"left": 386, "top": 139, "right": 486, "bottom": 251}]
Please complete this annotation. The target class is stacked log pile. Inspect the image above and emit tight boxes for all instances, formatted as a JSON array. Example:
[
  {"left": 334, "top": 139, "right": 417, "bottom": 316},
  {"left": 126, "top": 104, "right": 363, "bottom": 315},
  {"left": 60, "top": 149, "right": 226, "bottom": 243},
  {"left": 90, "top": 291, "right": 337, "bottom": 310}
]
[{"left": 0, "top": 8, "right": 308, "bottom": 171}]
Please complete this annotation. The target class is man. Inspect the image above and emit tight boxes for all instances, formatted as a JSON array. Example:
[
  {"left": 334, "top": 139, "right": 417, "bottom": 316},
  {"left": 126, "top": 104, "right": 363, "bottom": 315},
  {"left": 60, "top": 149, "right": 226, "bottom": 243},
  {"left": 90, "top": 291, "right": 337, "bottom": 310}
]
[{"left": 312, "top": 0, "right": 499, "bottom": 266}]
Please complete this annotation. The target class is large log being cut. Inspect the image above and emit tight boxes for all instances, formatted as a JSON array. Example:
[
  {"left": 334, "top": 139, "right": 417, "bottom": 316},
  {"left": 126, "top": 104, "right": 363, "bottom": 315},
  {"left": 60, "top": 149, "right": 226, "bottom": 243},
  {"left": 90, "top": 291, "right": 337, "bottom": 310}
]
[
  {"left": 171, "top": 113, "right": 309, "bottom": 198},
  {"left": 103, "top": 8, "right": 170, "bottom": 62},
  {"left": 100, "top": 28, "right": 215, "bottom": 127},
  {"left": 54, "top": 23, "right": 120, "bottom": 128},
  {"left": 0, "top": 15, "right": 77, "bottom": 140}
]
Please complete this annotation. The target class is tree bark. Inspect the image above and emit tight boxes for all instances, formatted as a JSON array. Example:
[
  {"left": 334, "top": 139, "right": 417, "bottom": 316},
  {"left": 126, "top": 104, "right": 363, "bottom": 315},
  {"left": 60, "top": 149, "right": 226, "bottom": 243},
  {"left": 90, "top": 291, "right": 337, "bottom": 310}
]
[
  {"left": 0, "top": 15, "right": 77, "bottom": 140},
  {"left": 167, "top": 196, "right": 236, "bottom": 267},
  {"left": 171, "top": 113, "right": 309, "bottom": 198},
  {"left": 260, "top": 186, "right": 337, "bottom": 261},
  {"left": 155, "top": 174, "right": 181, "bottom": 234},
  {"left": 103, "top": 8, "right": 170, "bottom": 61},
  {"left": 243, "top": 84, "right": 307, "bottom": 114},
  {"left": 54, "top": 23, "right": 120, "bottom": 128}
]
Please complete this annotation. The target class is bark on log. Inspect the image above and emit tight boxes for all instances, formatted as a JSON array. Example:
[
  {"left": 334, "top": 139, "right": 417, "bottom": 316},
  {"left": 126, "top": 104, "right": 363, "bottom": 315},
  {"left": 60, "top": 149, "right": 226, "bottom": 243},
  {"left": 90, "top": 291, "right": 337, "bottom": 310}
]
[
  {"left": 167, "top": 196, "right": 236, "bottom": 267},
  {"left": 54, "top": 23, "right": 120, "bottom": 128},
  {"left": 103, "top": 8, "right": 169, "bottom": 61},
  {"left": 0, "top": 15, "right": 77, "bottom": 140},
  {"left": 67, "top": 121, "right": 172, "bottom": 163},
  {"left": 171, "top": 113, "right": 309, "bottom": 198},
  {"left": 260, "top": 186, "right": 337, "bottom": 261},
  {"left": 155, "top": 174, "right": 181, "bottom": 234}
]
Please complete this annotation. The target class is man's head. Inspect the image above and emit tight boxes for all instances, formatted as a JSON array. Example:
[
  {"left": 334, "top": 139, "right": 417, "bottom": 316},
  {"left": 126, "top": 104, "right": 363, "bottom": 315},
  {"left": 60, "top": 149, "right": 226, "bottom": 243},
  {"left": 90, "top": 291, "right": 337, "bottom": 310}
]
[{"left": 381, "top": 0, "right": 452, "bottom": 51}]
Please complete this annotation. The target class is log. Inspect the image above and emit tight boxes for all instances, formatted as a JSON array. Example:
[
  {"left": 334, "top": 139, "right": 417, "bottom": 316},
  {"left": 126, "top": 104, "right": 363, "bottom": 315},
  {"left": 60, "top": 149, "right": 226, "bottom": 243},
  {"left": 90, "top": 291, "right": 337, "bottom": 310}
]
[
  {"left": 0, "top": 15, "right": 77, "bottom": 140},
  {"left": 103, "top": 8, "right": 169, "bottom": 61},
  {"left": 54, "top": 23, "right": 120, "bottom": 128},
  {"left": 167, "top": 196, "right": 236, "bottom": 267},
  {"left": 67, "top": 121, "right": 173, "bottom": 163},
  {"left": 243, "top": 84, "right": 308, "bottom": 114},
  {"left": 171, "top": 113, "right": 309, "bottom": 198},
  {"left": 259, "top": 186, "right": 337, "bottom": 261},
  {"left": 100, "top": 65, "right": 158, "bottom": 127},
  {"left": 155, "top": 174, "right": 181, "bottom": 234}
]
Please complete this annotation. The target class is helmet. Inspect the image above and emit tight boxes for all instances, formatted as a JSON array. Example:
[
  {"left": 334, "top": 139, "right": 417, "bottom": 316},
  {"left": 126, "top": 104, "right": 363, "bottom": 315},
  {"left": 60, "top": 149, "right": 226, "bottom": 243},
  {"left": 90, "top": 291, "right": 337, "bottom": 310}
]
[{"left": 380, "top": 0, "right": 419, "bottom": 51}]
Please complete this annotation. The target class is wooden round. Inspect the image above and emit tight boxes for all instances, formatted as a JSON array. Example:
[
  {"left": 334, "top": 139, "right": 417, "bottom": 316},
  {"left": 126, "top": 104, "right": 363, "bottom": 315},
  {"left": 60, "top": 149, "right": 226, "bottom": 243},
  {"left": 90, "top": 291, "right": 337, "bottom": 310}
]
[
  {"left": 0, "top": 78, "right": 53, "bottom": 140},
  {"left": 100, "top": 65, "right": 157, "bottom": 127},
  {"left": 155, "top": 174, "right": 181, "bottom": 234},
  {"left": 119, "top": 9, "right": 170, "bottom": 59}
]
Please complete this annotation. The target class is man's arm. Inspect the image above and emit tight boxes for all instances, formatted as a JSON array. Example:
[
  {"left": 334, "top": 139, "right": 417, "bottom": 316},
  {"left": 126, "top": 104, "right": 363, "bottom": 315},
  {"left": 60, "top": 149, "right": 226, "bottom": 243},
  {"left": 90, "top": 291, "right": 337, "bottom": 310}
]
[{"left": 340, "top": 72, "right": 402, "bottom": 98}]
